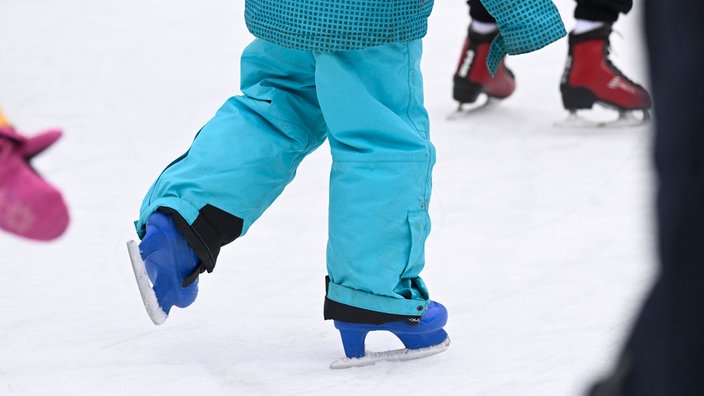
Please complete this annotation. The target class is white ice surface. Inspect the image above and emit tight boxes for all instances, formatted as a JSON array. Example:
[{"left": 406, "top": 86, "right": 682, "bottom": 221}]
[{"left": 0, "top": 1, "right": 654, "bottom": 395}]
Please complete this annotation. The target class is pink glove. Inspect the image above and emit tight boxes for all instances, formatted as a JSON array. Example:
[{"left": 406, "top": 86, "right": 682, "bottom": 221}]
[{"left": 0, "top": 124, "right": 69, "bottom": 241}]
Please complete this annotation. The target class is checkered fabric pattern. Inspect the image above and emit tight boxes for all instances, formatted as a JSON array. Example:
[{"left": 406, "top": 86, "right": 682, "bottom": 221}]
[
  {"left": 483, "top": 0, "right": 565, "bottom": 54},
  {"left": 481, "top": 0, "right": 566, "bottom": 74},
  {"left": 245, "top": 0, "right": 434, "bottom": 52}
]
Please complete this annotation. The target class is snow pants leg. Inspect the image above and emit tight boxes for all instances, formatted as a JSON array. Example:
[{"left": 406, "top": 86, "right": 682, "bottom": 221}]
[
  {"left": 134, "top": 39, "right": 435, "bottom": 319},
  {"left": 135, "top": 39, "right": 328, "bottom": 278},
  {"left": 573, "top": 0, "right": 633, "bottom": 23},
  {"left": 317, "top": 41, "right": 435, "bottom": 320}
]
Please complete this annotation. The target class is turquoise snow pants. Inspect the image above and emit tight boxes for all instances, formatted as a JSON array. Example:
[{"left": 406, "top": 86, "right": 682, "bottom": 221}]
[{"left": 135, "top": 38, "right": 435, "bottom": 317}]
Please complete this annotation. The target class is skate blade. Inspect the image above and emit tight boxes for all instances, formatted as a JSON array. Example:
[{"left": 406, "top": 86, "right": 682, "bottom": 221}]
[
  {"left": 127, "top": 240, "right": 168, "bottom": 325},
  {"left": 555, "top": 109, "right": 651, "bottom": 128},
  {"left": 446, "top": 95, "right": 497, "bottom": 120},
  {"left": 330, "top": 336, "right": 450, "bottom": 369}
]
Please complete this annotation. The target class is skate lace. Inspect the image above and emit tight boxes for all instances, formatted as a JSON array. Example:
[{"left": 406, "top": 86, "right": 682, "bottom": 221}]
[{"left": 603, "top": 30, "right": 643, "bottom": 88}]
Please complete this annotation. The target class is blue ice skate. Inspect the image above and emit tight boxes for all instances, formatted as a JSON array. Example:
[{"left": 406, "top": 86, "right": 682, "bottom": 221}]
[
  {"left": 330, "top": 301, "right": 450, "bottom": 369},
  {"left": 126, "top": 211, "right": 199, "bottom": 325}
]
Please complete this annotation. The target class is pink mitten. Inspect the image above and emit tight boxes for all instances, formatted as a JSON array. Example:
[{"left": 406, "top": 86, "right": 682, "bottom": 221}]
[
  {"left": 0, "top": 124, "right": 69, "bottom": 241},
  {"left": 19, "top": 128, "right": 63, "bottom": 159}
]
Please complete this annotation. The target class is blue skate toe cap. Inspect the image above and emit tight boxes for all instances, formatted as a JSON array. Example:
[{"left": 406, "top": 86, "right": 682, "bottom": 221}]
[{"left": 139, "top": 211, "right": 200, "bottom": 313}]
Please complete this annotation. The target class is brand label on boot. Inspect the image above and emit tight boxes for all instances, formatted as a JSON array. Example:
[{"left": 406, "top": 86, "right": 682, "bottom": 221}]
[
  {"left": 458, "top": 49, "right": 475, "bottom": 78},
  {"left": 607, "top": 76, "right": 638, "bottom": 94}
]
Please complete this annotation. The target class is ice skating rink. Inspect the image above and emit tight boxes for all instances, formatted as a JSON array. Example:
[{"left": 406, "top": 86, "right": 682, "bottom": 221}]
[{"left": 0, "top": 1, "right": 653, "bottom": 394}]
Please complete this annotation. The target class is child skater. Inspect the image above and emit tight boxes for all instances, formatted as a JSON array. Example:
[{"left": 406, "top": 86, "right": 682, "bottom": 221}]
[{"left": 128, "top": 0, "right": 566, "bottom": 366}]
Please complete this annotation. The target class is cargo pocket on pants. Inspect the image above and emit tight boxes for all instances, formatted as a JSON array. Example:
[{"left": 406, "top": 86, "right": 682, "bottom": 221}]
[{"left": 401, "top": 210, "right": 430, "bottom": 301}]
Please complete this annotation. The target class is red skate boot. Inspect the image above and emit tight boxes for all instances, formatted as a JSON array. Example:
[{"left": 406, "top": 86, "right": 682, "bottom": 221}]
[
  {"left": 559, "top": 25, "right": 651, "bottom": 127},
  {"left": 452, "top": 26, "right": 516, "bottom": 113}
]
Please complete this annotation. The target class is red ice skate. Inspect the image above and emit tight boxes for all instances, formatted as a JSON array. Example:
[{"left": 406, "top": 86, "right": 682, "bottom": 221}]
[
  {"left": 452, "top": 27, "right": 516, "bottom": 113},
  {"left": 559, "top": 25, "right": 651, "bottom": 127}
]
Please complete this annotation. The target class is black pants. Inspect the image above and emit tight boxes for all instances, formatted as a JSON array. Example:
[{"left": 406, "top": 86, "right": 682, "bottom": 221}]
[
  {"left": 467, "top": 0, "right": 632, "bottom": 24},
  {"left": 599, "top": 0, "right": 704, "bottom": 394}
]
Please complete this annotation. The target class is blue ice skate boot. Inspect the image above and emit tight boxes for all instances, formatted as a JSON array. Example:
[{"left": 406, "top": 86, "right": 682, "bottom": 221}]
[
  {"left": 333, "top": 301, "right": 450, "bottom": 365},
  {"left": 138, "top": 211, "right": 199, "bottom": 316}
]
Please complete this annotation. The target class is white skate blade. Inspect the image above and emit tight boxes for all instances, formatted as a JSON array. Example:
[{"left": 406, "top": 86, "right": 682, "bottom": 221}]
[
  {"left": 329, "top": 336, "right": 450, "bottom": 369},
  {"left": 447, "top": 96, "right": 497, "bottom": 120},
  {"left": 555, "top": 108, "right": 650, "bottom": 128},
  {"left": 127, "top": 240, "right": 168, "bottom": 325}
]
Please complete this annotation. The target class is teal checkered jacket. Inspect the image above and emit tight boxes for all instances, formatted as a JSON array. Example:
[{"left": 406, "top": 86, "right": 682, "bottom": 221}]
[{"left": 244, "top": 0, "right": 434, "bottom": 52}]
